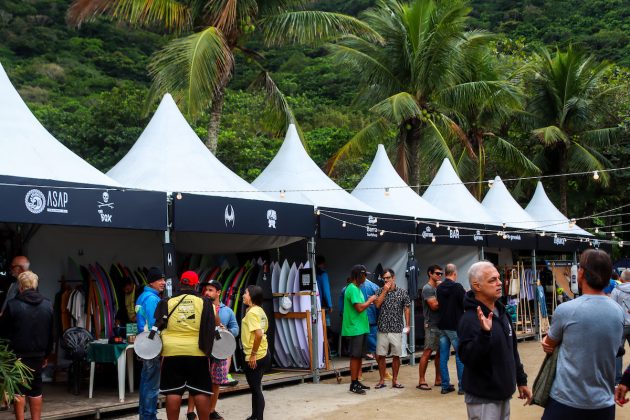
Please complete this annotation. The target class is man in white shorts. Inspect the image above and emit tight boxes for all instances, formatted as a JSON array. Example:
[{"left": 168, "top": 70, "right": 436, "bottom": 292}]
[{"left": 374, "top": 268, "right": 411, "bottom": 389}]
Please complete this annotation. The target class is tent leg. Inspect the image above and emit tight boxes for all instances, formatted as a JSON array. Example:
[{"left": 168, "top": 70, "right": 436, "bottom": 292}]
[
  {"left": 308, "top": 237, "right": 320, "bottom": 384},
  {"left": 408, "top": 243, "right": 416, "bottom": 366},
  {"left": 163, "top": 193, "right": 177, "bottom": 298},
  {"left": 531, "top": 249, "right": 540, "bottom": 341},
  {"left": 479, "top": 246, "right": 485, "bottom": 261}
]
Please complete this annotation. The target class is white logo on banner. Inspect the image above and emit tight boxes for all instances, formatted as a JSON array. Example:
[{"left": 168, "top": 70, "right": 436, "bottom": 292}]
[
  {"left": 366, "top": 215, "right": 378, "bottom": 238},
  {"left": 45, "top": 191, "right": 69, "bottom": 213},
  {"left": 554, "top": 236, "right": 567, "bottom": 245},
  {"left": 267, "top": 209, "right": 277, "bottom": 229},
  {"left": 97, "top": 191, "right": 115, "bottom": 223},
  {"left": 25, "top": 189, "right": 46, "bottom": 214},
  {"left": 225, "top": 205, "right": 235, "bottom": 227},
  {"left": 421, "top": 226, "right": 435, "bottom": 240},
  {"left": 473, "top": 230, "right": 484, "bottom": 242},
  {"left": 449, "top": 228, "right": 460, "bottom": 239}
]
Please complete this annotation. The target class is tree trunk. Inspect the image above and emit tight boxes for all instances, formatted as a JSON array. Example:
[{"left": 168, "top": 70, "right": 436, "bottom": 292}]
[
  {"left": 408, "top": 119, "right": 422, "bottom": 193},
  {"left": 205, "top": 84, "right": 226, "bottom": 153},
  {"left": 558, "top": 145, "right": 568, "bottom": 216}
]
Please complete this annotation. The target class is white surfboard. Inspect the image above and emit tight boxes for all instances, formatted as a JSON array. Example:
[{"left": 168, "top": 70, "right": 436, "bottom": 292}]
[
  {"left": 278, "top": 260, "right": 300, "bottom": 367},
  {"left": 271, "top": 262, "right": 290, "bottom": 367},
  {"left": 286, "top": 263, "right": 307, "bottom": 368},
  {"left": 293, "top": 263, "right": 310, "bottom": 365}
]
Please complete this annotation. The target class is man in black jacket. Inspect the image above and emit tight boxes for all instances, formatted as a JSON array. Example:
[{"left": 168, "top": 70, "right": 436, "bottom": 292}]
[
  {"left": 0, "top": 270, "right": 53, "bottom": 420},
  {"left": 458, "top": 261, "right": 531, "bottom": 419}
]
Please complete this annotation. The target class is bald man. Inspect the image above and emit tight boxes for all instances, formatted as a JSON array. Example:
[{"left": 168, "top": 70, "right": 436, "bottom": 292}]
[{"left": 1, "top": 256, "right": 30, "bottom": 315}]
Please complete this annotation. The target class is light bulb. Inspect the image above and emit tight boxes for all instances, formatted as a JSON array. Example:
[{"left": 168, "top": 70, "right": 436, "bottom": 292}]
[
  {"left": 488, "top": 179, "right": 494, "bottom": 188},
  {"left": 436, "top": 222, "right": 440, "bottom": 228},
  {"left": 176, "top": 192, "right": 182, "bottom": 200},
  {"left": 497, "top": 231, "right": 502, "bottom": 236},
  {"left": 431, "top": 236, "right": 436, "bottom": 243},
  {"left": 595, "top": 227, "right": 599, "bottom": 233},
  {"left": 540, "top": 231, "right": 546, "bottom": 237},
  {"left": 620, "top": 241, "right": 624, "bottom": 248},
  {"left": 380, "top": 230, "right": 385, "bottom": 236},
  {"left": 342, "top": 221, "right": 346, "bottom": 228},
  {"left": 280, "top": 190, "right": 286, "bottom": 198},
  {"left": 502, "top": 222, "right": 506, "bottom": 229},
  {"left": 612, "top": 232, "right": 616, "bottom": 237},
  {"left": 593, "top": 170, "right": 600, "bottom": 180},
  {"left": 554, "top": 233, "right": 558, "bottom": 238},
  {"left": 384, "top": 188, "right": 390, "bottom": 196},
  {"left": 373, "top": 217, "right": 378, "bottom": 224},
  {"left": 316, "top": 209, "right": 321, "bottom": 216}
]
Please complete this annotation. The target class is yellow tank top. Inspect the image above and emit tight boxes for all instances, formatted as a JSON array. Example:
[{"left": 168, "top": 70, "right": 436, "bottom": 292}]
[{"left": 161, "top": 294, "right": 205, "bottom": 357}]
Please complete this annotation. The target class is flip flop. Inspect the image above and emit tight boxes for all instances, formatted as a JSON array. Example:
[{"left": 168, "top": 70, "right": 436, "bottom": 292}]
[
  {"left": 416, "top": 383, "right": 432, "bottom": 391},
  {"left": 392, "top": 383, "right": 404, "bottom": 389},
  {"left": 375, "top": 383, "right": 387, "bottom": 389}
]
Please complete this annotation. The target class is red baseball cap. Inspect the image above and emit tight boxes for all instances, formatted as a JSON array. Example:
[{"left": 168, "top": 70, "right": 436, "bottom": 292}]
[{"left": 180, "top": 270, "right": 199, "bottom": 286}]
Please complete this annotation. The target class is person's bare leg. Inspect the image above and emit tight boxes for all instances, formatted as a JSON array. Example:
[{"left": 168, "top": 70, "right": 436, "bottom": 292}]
[
  {"left": 376, "top": 355, "right": 386, "bottom": 384},
  {"left": 193, "top": 393, "right": 211, "bottom": 420},
  {"left": 350, "top": 357, "right": 361, "bottom": 381},
  {"left": 165, "top": 395, "right": 182, "bottom": 420},
  {"left": 186, "top": 394, "right": 196, "bottom": 417},
  {"left": 27, "top": 396, "right": 42, "bottom": 420},
  {"left": 13, "top": 395, "right": 25, "bottom": 420},
  {"left": 209, "top": 384, "right": 220, "bottom": 413},
  {"left": 392, "top": 357, "right": 401, "bottom": 385},
  {"left": 418, "top": 348, "right": 432, "bottom": 385},
  {"left": 433, "top": 352, "right": 442, "bottom": 385}
]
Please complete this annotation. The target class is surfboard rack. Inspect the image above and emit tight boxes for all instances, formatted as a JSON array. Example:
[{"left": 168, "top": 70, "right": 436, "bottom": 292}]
[{"left": 274, "top": 310, "right": 330, "bottom": 371}]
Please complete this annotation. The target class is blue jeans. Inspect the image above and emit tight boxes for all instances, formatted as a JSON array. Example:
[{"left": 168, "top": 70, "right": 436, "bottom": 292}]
[
  {"left": 439, "top": 330, "right": 464, "bottom": 391},
  {"left": 139, "top": 356, "right": 161, "bottom": 420},
  {"left": 367, "top": 325, "right": 378, "bottom": 353}
]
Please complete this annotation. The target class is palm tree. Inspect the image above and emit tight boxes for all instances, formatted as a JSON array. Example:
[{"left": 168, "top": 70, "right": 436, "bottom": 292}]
[
  {"left": 326, "top": 0, "right": 532, "bottom": 190},
  {"left": 444, "top": 46, "right": 541, "bottom": 199},
  {"left": 67, "top": 0, "right": 379, "bottom": 152},
  {"left": 527, "top": 46, "right": 619, "bottom": 214}
]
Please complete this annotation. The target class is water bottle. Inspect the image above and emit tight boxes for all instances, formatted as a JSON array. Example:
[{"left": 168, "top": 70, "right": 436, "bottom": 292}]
[{"left": 570, "top": 264, "right": 579, "bottom": 295}]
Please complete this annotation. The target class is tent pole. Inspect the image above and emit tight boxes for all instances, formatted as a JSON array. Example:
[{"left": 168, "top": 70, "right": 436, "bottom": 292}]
[
  {"left": 479, "top": 246, "right": 485, "bottom": 261},
  {"left": 308, "top": 236, "right": 320, "bottom": 383},
  {"left": 163, "top": 193, "right": 177, "bottom": 298},
  {"left": 408, "top": 242, "right": 416, "bottom": 366},
  {"left": 531, "top": 249, "right": 540, "bottom": 341}
]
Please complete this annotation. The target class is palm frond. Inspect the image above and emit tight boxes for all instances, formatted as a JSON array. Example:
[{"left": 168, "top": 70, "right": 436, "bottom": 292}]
[
  {"left": 532, "top": 125, "right": 568, "bottom": 146},
  {"left": 147, "top": 27, "right": 233, "bottom": 118},
  {"left": 369, "top": 92, "right": 421, "bottom": 125},
  {"left": 262, "top": 11, "right": 383, "bottom": 46},
  {"left": 484, "top": 134, "right": 541, "bottom": 176},
  {"left": 569, "top": 142, "right": 611, "bottom": 186},
  {"left": 579, "top": 127, "right": 620, "bottom": 148},
  {"left": 326, "top": 119, "right": 390, "bottom": 174}
]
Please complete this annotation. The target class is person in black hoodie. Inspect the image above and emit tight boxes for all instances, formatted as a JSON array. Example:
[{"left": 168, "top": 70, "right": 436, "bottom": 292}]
[
  {"left": 0, "top": 270, "right": 53, "bottom": 420},
  {"left": 457, "top": 261, "right": 531, "bottom": 420}
]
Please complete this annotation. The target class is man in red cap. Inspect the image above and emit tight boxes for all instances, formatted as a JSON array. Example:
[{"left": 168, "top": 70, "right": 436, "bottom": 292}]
[{"left": 154, "top": 271, "right": 217, "bottom": 420}]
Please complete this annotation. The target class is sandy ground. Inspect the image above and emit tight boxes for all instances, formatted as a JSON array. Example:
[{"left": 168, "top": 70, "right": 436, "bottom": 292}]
[{"left": 114, "top": 340, "right": 585, "bottom": 420}]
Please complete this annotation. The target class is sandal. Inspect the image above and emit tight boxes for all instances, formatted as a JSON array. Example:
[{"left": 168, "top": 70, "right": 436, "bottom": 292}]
[
  {"left": 392, "top": 383, "right": 404, "bottom": 389},
  {"left": 375, "top": 383, "right": 387, "bottom": 389},
  {"left": 416, "top": 383, "right": 432, "bottom": 391}
]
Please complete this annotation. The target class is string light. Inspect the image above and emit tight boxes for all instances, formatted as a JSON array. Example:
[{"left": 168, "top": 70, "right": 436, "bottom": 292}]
[
  {"left": 488, "top": 179, "right": 494, "bottom": 188},
  {"left": 176, "top": 192, "right": 182, "bottom": 200},
  {"left": 379, "top": 230, "right": 385, "bottom": 236},
  {"left": 431, "top": 236, "right": 436, "bottom": 243},
  {"left": 436, "top": 222, "right": 440, "bottom": 228},
  {"left": 620, "top": 241, "right": 624, "bottom": 248},
  {"left": 342, "top": 221, "right": 346, "bottom": 228},
  {"left": 593, "top": 170, "right": 600, "bottom": 180},
  {"left": 316, "top": 209, "right": 321, "bottom": 216},
  {"left": 612, "top": 232, "right": 616, "bottom": 237},
  {"left": 540, "top": 231, "right": 545, "bottom": 237},
  {"left": 502, "top": 222, "right": 506, "bottom": 229},
  {"left": 384, "top": 188, "right": 390, "bottom": 196},
  {"left": 280, "top": 190, "right": 286, "bottom": 198},
  {"left": 595, "top": 227, "right": 599, "bottom": 233}
]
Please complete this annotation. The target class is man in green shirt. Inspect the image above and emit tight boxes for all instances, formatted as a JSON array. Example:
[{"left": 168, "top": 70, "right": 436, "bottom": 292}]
[{"left": 342, "top": 264, "right": 377, "bottom": 395}]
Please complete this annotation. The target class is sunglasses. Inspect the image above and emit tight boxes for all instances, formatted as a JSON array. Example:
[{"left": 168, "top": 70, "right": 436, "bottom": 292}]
[{"left": 434, "top": 272, "right": 443, "bottom": 276}]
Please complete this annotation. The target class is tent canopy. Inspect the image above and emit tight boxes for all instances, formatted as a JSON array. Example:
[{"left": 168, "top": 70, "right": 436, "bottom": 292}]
[
  {"left": 422, "top": 159, "right": 499, "bottom": 226},
  {"left": 482, "top": 176, "right": 538, "bottom": 230},
  {"left": 525, "top": 181, "right": 591, "bottom": 236},
  {"left": 352, "top": 144, "right": 451, "bottom": 221},
  {"left": 252, "top": 124, "right": 375, "bottom": 212}
]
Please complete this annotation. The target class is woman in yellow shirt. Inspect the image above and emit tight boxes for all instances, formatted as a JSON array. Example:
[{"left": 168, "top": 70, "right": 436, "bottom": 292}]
[{"left": 241, "top": 285, "right": 269, "bottom": 420}]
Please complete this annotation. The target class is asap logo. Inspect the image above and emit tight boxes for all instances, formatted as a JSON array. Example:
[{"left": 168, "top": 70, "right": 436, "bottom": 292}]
[{"left": 24, "top": 189, "right": 69, "bottom": 214}]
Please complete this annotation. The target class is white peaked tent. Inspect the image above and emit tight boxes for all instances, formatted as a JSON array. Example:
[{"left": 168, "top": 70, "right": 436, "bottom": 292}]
[
  {"left": 252, "top": 124, "right": 375, "bottom": 211},
  {"left": 0, "top": 63, "right": 118, "bottom": 186},
  {"left": 482, "top": 176, "right": 537, "bottom": 230},
  {"left": 525, "top": 181, "right": 591, "bottom": 236},
  {"left": 352, "top": 144, "right": 451, "bottom": 220},
  {"left": 422, "top": 158, "right": 499, "bottom": 225},
  {"left": 108, "top": 93, "right": 269, "bottom": 200}
]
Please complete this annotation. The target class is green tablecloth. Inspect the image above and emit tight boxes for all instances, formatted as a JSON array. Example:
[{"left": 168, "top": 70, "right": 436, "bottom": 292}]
[{"left": 87, "top": 343, "right": 129, "bottom": 363}]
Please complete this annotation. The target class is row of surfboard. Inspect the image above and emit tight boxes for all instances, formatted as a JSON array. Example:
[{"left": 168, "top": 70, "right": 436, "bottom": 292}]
[{"left": 186, "top": 258, "right": 324, "bottom": 369}]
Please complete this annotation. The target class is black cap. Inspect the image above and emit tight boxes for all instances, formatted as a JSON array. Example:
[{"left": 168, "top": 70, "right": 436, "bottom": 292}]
[
  {"left": 146, "top": 266, "right": 165, "bottom": 283},
  {"left": 199, "top": 279, "right": 222, "bottom": 291},
  {"left": 351, "top": 264, "right": 369, "bottom": 279}
]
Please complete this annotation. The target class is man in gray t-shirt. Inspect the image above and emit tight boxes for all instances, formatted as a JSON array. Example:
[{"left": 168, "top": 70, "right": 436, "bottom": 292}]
[
  {"left": 417, "top": 265, "right": 442, "bottom": 390},
  {"left": 542, "top": 249, "right": 624, "bottom": 420}
]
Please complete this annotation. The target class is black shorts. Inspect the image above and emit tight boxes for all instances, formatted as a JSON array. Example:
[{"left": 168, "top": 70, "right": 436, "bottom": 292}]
[
  {"left": 348, "top": 334, "right": 367, "bottom": 359},
  {"left": 17, "top": 357, "right": 43, "bottom": 398},
  {"left": 159, "top": 356, "right": 212, "bottom": 396}
]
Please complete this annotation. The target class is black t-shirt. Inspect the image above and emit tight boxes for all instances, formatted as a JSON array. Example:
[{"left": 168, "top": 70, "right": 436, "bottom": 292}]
[{"left": 436, "top": 280, "right": 465, "bottom": 330}]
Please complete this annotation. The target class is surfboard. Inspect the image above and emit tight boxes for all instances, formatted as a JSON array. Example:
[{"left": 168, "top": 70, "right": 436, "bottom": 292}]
[
  {"left": 304, "top": 261, "right": 324, "bottom": 369},
  {"left": 285, "top": 263, "right": 305, "bottom": 367},
  {"left": 280, "top": 262, "right": 302, "bottom": 367},
  {"left": 292, "top": 263, "right": 310, "bottom": 365},
  {"left": 272, "top": 262, "right": 290, "bottom": 367},
  {"left": 221, "top": 267, "right": 239, "bottom": 303}
]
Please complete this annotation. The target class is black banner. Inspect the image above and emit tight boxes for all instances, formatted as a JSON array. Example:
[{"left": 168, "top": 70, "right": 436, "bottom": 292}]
[
  {"left": 536, "top": 234, "right": 582, "bottom": 252},
  {"left": 317, "top": 207, "right": 416, "bottom": 243},
  {"left": 173, "top": 193, "right": 315, "bottom": 237},
  {"left": 486, "top": 228, "right": 537, "bottom": 249},
  {"left": 415, "top": 221, "right": 487, "bottom": 247},
  {"left": 0, "top": 176, "right": 167, "bottom": 230}
]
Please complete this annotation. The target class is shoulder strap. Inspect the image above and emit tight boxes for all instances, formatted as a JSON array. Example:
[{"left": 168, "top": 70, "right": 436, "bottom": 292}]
[{"left": 167, "top": 294, "right": 189, "bottom": 320}]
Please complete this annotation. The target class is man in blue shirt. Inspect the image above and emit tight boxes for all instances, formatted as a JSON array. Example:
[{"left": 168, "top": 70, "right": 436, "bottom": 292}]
[
  {"left": 360, "top": 276, "right": 380, "bottom": 359},
  {"left": 136, "top": 267, "right": 166, "bottom": 420}
]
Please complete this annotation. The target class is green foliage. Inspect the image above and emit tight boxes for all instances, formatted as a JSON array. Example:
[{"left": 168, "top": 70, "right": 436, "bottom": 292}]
[{"left": 0, "top": 339, "right": 33, "bottom": 402}]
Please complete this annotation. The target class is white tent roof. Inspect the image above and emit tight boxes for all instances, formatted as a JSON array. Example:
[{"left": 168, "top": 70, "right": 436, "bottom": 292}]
[
  {"left": 352, "top": 144, "right": 451, "bottom": 220},
  {"left": 422, "top": 159, "right": 498, "bottom": 225},
  {"left": 481, "top": 176, "right": 537, "bottom": 230},
  {"left": 108, "top": 94, "right": 269, "bottom": 200},
  {"left": 252, "top": 124, "right": 375, "bottom": 211},
  {"left": 524, "top": 181, "right": 591, "bottom": 236},
  {"left": 0, "top": 63, "right": 118, "bottom": 186}
]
